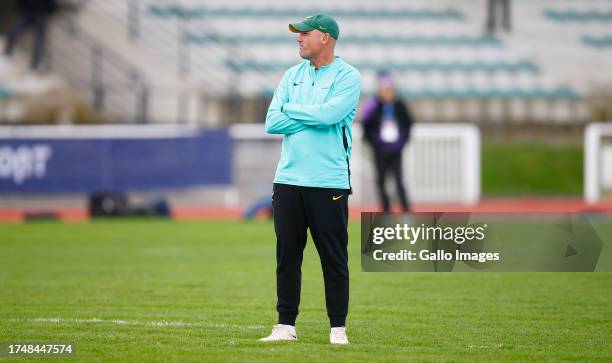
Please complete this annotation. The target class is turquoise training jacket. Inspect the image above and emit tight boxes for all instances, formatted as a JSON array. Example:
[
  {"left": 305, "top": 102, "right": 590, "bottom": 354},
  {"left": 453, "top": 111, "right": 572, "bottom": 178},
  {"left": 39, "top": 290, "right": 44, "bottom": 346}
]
[{"left": 265, "top": 56, "right": 361, "bottom": 189}]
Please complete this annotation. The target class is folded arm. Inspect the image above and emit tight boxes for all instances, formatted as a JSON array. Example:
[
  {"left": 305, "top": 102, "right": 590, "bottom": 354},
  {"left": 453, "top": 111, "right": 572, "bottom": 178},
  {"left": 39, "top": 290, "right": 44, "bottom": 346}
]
[
  {"left": 265, "top": 71, "right": 309, "bottom": 135},
  {"left": 282, "top": 70, "right": 362, "bottom": 128}
]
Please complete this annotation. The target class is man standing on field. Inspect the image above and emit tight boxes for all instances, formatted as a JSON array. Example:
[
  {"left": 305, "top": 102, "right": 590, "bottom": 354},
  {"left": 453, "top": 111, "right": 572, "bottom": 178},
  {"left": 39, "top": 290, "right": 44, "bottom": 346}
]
[{"left": 258, "top": 14, "right": 361, "bottom": 345}]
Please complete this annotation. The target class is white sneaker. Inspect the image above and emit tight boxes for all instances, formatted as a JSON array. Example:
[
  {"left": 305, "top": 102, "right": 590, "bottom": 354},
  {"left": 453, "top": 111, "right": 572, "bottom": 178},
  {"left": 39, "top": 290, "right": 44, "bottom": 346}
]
[
  {"left": 330, "top": 327, "right": 349, "bottom": 344},
  {"left": 258, "top": 324, "right": 297, "bottom": 342}
]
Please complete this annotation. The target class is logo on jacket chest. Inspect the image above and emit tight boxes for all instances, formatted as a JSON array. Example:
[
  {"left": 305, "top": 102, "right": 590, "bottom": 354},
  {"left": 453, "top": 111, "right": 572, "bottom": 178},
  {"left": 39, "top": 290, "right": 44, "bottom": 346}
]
[{"left": 293, "top": 80, "right": 333, "bottom": 88}]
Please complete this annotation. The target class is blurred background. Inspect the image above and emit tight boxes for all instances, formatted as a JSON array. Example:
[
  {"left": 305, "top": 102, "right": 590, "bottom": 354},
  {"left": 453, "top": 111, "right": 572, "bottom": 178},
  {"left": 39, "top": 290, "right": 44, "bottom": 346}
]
[{"left": 0, "top": 0, "right": 611, "bottom": 221}]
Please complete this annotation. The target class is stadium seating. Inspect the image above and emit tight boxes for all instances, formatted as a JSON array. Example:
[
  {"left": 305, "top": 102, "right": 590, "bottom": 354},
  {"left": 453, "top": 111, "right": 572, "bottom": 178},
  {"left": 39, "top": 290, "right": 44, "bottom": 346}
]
[
  {"left": 149, "top": 4, "right": 465, "bottom": 20},
  {"left": 184, "top": 33, "right": 502, "bottom": 47},
  {"left": 582, "top": 35, "right": 612, "bottom": 48},
  {"left": 0, "top": 85, "right": 10, "bottom": 99},
  {"left": 36, "top": 0, "right": 612, "bottom": 124},
  {"left": 545, "top": 9, "right": 612, "bottom": 23}
]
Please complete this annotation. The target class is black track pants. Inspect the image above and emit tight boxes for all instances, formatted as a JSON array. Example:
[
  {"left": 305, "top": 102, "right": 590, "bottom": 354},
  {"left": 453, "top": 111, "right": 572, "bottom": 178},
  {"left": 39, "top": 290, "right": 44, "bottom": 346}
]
[{"left": 272, "top": 183, "right": 349, "bottom": 328}]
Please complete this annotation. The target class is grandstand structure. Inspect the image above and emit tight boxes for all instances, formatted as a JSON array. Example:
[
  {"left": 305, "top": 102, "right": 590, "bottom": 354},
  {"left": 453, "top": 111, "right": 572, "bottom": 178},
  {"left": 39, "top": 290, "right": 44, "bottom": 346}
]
[
  {"left": 29, "top": 0, "right": 610, "bottom": 126},
  {"left": 0, "top": 0, "right": 609, "bottom": 126}
]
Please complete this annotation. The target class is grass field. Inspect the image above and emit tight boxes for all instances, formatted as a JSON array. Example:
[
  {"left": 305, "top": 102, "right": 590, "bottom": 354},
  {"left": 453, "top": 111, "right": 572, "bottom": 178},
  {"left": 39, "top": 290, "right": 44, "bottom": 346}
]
[
  {"left": 1, "top": 220, "right": 610, "bottom": 362},
  {"left": 482, "top": 142, "right": 583, "bottom": 196}
]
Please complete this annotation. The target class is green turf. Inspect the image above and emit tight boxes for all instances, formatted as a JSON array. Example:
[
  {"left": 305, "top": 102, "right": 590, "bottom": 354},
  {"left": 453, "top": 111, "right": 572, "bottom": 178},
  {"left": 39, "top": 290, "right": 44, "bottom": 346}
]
[
  {"left": 482, "top": 142, "right": 583, "bottom": 197},
  {"left": 0, "top": 220, "right": 610, "bottom": 362}
]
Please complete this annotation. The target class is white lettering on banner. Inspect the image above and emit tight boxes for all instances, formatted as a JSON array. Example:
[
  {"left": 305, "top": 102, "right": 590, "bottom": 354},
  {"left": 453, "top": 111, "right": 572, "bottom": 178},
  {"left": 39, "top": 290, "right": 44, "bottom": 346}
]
[{"left": 0, "top": 145, "right": 52, "bottom": 185}]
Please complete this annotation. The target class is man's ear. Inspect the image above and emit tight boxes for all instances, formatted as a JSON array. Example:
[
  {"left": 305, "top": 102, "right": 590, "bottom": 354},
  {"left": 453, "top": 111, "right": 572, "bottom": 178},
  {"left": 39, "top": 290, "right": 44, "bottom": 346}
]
[{"left": 320, "top": 33, "right": 329, "bottom": 44}]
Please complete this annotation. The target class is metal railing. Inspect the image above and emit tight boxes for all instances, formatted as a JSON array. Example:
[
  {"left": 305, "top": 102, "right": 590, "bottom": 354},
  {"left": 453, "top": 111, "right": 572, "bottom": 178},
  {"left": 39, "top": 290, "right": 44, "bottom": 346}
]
[{"left": 49, "top": 15, "right": 150, "bottom": 123}]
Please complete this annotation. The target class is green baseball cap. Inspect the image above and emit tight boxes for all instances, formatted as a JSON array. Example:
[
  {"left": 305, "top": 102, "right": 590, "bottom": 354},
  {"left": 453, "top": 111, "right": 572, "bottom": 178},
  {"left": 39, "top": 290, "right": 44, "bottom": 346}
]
[{"left": 289, "top": 13, "right": 340, "bottom": 40}]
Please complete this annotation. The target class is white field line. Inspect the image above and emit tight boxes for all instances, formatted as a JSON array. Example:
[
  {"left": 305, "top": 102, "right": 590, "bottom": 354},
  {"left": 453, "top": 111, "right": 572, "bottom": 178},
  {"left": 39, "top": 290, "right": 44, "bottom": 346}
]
[
  {"left": 6, "top": 317, "right": 264, "bottom": 330},
  {"left": 468, "top": 343, "right": 506, "bottom": 349}
]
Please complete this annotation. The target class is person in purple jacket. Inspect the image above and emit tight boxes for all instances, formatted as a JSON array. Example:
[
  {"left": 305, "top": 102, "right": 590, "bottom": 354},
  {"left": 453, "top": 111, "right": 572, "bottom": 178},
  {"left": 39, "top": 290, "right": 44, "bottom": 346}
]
[{"left": 361, "top": 71, "right": 412, "bottom": 214}]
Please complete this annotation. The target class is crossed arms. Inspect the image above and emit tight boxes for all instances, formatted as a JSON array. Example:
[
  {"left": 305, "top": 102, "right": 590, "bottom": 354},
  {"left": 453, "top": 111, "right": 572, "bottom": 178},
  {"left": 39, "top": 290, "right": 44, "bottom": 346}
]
[{"left": 265, "top": 69, "right": 361, "bottom": 134}]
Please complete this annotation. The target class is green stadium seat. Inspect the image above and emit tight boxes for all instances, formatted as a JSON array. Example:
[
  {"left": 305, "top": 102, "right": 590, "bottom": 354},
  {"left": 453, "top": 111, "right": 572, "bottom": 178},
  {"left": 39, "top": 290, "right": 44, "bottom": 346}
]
[
  {"left": 184, "top": 33, "right": 501, "bottom": 47},
  {"left": 355, "top": 86, "right": 578, "bottom": 100},
  {"left": 545, "top": 9, "right": 612, "bottom": 23},
  {"left": 148, "top": 4, "right": 465, "bottom": 20},
  {"left": 0, "top": 86, "right": 10, "bottom": 99},
  {"left": 225, "top": 60, "right": 540, "bottom": 74},
  {"left": 582, "top": 35, "right": 612, "bottom": 48}
]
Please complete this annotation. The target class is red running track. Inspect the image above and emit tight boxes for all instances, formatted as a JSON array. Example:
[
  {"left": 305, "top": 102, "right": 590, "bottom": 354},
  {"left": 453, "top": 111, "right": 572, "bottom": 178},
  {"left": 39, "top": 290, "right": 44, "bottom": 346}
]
[{"left": 1, "top": 198, "right": 611, "bottom": 223}]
